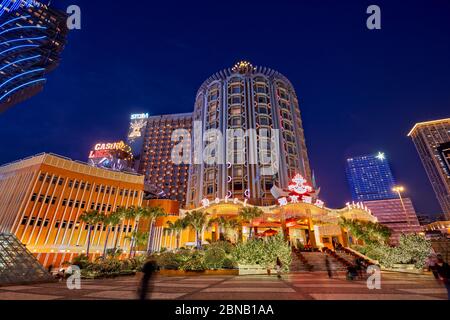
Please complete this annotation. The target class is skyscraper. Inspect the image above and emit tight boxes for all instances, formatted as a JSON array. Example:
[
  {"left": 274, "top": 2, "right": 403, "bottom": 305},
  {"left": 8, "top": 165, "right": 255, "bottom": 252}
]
[
  {"left": 408, "top": 118, "right": 450, "bottom": 219},
  {"left": 0, "top": 0, "right": 68, "bottom": 112},
  {"left": 186, "top": 61, "right": 312, "bottom": 208},
  {"left": 127, "top": 113, "right": 193, "bottom": 204},
  {"left": 346, "top": 152, "right": 397, "bottom": 202}
]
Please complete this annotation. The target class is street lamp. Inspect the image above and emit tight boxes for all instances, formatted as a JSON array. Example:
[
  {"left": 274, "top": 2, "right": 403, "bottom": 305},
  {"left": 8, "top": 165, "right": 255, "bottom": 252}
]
[{"left": 392, "top": 186, "right": 410, "bottom": 226}]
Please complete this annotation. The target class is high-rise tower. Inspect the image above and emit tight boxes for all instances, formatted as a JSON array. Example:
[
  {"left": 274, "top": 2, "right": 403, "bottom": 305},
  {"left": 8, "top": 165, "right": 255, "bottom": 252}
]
[
  {"left": 408, "top": 118, "right": 450, "bottom": 219},
  {"left": 0, "top": 0, "right": 68, "bottom": 112},
  {"left": 346, "top": 152, "right": 397, "bottom": 202},
  {"left": 186, "top": 61, "right": 312, "bottom": 207}
]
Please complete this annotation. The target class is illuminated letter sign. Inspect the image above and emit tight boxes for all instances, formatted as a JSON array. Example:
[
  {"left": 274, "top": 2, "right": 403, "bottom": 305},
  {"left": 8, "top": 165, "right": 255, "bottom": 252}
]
[{"left": 131, "top": 113, "right": 149, "bottom": 120}]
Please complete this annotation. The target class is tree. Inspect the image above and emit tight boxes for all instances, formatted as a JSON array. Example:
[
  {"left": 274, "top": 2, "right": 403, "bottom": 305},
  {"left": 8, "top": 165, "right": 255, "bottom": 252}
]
[
  {"left": 102, "top": 211, "right": 123, "bottom": 257},
  {"left": 122, "top": 206, "right": 150, "bottom": 258},
  {"left": 238, "top": 207, "right": 264, "bottom": 239},
  {"left": 208, "top": 216, "right": 228, "bottom": 241},
  {"left": 165, "top": 219, "right": 188, "bottom": 250},
  {"left": 125, "top": 231, "right": 148, "bottom": 253},
  {"left": 79, "top": 210, "right": 104, "bottom": 258},
  {"left": 224, "top": 218, "right": 241, "bottom": 243},
  {"left": 184, "top": 210, "right": 209, "bottom": 249},
  {"left": 146, "top": 206, "right": 167, "bottom": 254}
]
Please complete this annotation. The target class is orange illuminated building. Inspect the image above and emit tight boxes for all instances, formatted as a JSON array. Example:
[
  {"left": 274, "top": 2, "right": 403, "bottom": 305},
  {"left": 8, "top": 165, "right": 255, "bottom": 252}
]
[{"left": 0, "top": 153, "right": 145, "bottom": 267}]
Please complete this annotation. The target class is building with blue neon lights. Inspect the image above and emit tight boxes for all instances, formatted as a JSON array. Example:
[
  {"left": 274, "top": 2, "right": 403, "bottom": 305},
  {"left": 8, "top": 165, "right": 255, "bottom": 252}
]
[
  {"left": 0, "top": 0, "right": 68, "bottom": 112},
  {"left": 346, "top": 152, "right": 397, "bottom": 202}
]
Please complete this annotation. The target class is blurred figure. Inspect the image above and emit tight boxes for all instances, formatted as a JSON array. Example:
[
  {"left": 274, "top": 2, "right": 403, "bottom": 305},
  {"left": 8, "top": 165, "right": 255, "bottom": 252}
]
[
  {"left": 436, "top": 255, "right": 450, "bottom": 300},
  {"left": 325, "top": 256, "right": 333, "bottom": 278},
  {"left": 138, "top": 260, "right": 158, "bottom": 300},
  {"left": 276, "top": 257, "right": 283, "bottom": 279},
  {"left": 426, "top": 254, "right": 439, "bottom": 279}
]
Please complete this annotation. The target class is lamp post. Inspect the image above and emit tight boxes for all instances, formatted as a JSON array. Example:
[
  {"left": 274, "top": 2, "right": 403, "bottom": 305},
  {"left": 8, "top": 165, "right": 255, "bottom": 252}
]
[{"left": 392, "top": 186, "right": 410, "bottom": 226}]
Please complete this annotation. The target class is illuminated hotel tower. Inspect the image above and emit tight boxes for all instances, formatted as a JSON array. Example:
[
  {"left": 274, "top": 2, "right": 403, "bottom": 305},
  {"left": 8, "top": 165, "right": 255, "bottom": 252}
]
[
  {"left": 0, "top": 0, "right": 68, "bottom": 112},
  {"left": 186, "top": 61, "right": 312, "bottom": 207},
  {"left": 408, "top": 119, "right": 450, "bottom": 219},
  {"left": 127, "top": 113, "right": 193, "bottom": 204}
]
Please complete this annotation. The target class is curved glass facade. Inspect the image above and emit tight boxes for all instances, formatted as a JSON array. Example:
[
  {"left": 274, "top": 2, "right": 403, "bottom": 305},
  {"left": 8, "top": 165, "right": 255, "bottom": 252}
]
[
  {"left": 0, "top": 0, "right": 68, "bottom": 112},
  {"left": 187, "top": 61, "right": 312, "bottom": 207}
]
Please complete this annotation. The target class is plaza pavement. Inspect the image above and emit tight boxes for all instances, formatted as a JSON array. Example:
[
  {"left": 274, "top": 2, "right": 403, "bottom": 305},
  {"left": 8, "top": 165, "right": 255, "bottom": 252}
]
[{"left": 0, "top": 271, "right": 447, "bottom": 300}]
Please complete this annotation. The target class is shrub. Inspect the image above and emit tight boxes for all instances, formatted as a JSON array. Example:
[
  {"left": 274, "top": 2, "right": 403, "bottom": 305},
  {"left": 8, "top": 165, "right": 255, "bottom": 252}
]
[
  {"left": 156, "top": 252, "right": 180, "bottom": 270},
  {"left": 222, "top": 258, "right": 237, "bottom": 269},
  {"left": 203, "top": 247, "right": 226, "bottom": 269},
  {"left": 352, "top": 234, "right": 432, "bottom": 269},
  {"left": 179, "top": 256, "right": 205, "bottom": 271},
  {"left": 207, "top": 241, "right": 235, "bottom": 255},
  {"left": 233, "top": 234, "right": 292, "bottom": 271},
  {"left": 71, "top": 254, "right": 90, "bottom": 269}
]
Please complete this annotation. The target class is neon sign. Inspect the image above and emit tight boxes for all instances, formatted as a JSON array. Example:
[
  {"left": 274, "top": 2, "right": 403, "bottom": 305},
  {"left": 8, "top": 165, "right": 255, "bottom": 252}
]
[
  {"left": 131, "top": 113, "right": 149, "bottom": 120},
  {"left": 278, "top": 174, "right": 325, "bottom": 208},
  {"left": 94, "top": 141, "right": 126, "bottom": 151},
  {"left": 346, "top": 201, "right": 371, "bottom": 214},
  {"left": 288, "top": 174, "right": 313, "bottom": 195},
  {"left": 0, "top": 0, "right": 41, "bottom": 17}
]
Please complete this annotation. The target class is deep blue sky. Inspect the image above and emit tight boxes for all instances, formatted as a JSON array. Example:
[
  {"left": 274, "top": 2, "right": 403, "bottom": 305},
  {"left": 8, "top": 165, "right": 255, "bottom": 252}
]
[{"left": 1, "top": 0, "right": 449, "bottom": 215}]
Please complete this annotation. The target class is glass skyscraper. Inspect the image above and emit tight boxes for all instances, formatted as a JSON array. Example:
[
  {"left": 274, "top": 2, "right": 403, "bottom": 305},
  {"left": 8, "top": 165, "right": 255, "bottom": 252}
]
[
  {"left": 0, "top": 0, "right": 68, "bottom": 112},
  {"left": 346, "top": 152, "right": 397, "bottom": 202}
]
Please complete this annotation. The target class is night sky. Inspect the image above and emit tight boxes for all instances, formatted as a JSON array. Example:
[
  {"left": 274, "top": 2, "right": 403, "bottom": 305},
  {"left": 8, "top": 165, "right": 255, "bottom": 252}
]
[{"left": 1, "top": 0, "right": 449, "bottom": 215}]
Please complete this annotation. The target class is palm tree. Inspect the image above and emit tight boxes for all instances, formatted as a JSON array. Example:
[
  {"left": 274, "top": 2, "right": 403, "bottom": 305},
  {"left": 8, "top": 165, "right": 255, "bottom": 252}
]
[
  {"left": 238, "top": 207, "right": 263, "bottom": 239},
  {"left": 122, "top": 206, "right": 149, "bottom": 258},
  {"left": 184, "top": 210, "right": 209, "bottom": 249},
  {"left": 224, "top": 218, "right": 241, "bottom": 243},
  {"left": 146, "top": 206, "right": 167, "bottom": 254},
  {"left": 125, "top": 231, "right": 148, "bottom": 255},
  {"left": 208, "top": 216, "right": 227, "bottom": 241},
  {"left": 102, "top": 211, "right": 123, "bottom": 257},
  {"left": 165, "top": 219, "right": 188, "bottom": 250},
  {"left": 79, "top": 210, "right": 104, "bottom": 258}
]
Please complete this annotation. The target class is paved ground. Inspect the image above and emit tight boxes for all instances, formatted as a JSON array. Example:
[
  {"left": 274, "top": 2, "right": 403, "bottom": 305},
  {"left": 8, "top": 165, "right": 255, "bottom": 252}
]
[{"left": 0, "top": 271, "right": 447, "bottom": 300}]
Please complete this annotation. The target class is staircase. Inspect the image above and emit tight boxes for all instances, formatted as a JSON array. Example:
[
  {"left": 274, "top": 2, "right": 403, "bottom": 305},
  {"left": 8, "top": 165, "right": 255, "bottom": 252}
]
[
  {"left": 290, "top": 249, "right": 313, "bottom": 272},
  {"left": 334, "top": 250, "right": 358, "bottom": 265},
  {"left": 301, "top": 252, "right": 347, "bottom": 272},
  {"left": 431, "top": 239, "right": 450, "bottom": 264}
]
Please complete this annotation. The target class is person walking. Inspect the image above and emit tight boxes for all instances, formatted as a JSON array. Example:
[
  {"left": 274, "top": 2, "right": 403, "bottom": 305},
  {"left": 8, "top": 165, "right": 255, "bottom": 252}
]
[
  {"left": 138, "top": 260, "right": 158, "bottom": 300},
  {"left": 436, "top": 255, "right": 450, "bottom": 300},
  {"left": 325, "top": 256, "right": 333, "bottom": 278},
  {"left": 276, "top": 257, "right": 283, "bottom": 279},
  {"left": 426, "top": 254, "right": 439, "bottom": 279}
]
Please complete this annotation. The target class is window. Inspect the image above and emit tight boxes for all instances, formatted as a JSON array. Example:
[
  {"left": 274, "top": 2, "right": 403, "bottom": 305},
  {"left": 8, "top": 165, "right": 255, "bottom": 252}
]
[
  {"left": 31, "top": 193, "right": 37, "bottom": 201},
  {"left": 43, "top": 219, "right": 49, "bottom": 227},
  {"left": 36, "top": 218, "right": 43, "bottom": 227},
  {"left": 21, "top": 216, "right": 28, "bottom": 225},
  {"left": 68, "top": 180, "right": 73, "bottom": 188},
  {"left": 55, "top": 221, "right": 60, "bottom": 228},
  {"left": 38, "top": 173, "right": 45, "bottom": 182},
  {"left": 58, "top": 178, "right": 64, "bottom": 186}
]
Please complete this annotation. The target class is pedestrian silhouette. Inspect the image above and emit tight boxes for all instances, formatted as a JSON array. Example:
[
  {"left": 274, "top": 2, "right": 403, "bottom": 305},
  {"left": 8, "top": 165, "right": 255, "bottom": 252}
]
[
  {"left": 138, "top": 260, "right": 158, "bottom": 300},
  {"left": 276, "top": 257, "right": 283, "bottom": 279},
  {"left": 325, "top": 256, "right": 333, "bottom": 278}
]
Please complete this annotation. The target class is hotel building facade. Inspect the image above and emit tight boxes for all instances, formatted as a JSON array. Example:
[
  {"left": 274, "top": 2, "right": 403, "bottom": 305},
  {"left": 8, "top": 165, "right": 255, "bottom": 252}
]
[
  {"left": 408, "top": 119, "right": 450, "bottom": 219},
  {"left": 186, "top": 61, "right": 312, "bottom": 208},
  {"left": 0, "top": 0, "right": 68, "bottom": 112},
  {"left": 0, "top": 153, "right": 145, "bottom": 267},
  {"left": 127, "top": 113, "right": 193, "bottom": 205}
]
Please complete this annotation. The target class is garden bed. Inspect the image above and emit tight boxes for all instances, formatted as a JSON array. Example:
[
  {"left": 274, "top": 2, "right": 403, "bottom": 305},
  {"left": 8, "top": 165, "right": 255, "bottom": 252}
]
[{"left": 157, "top": 269, "right": 238, "bottom": 276}]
